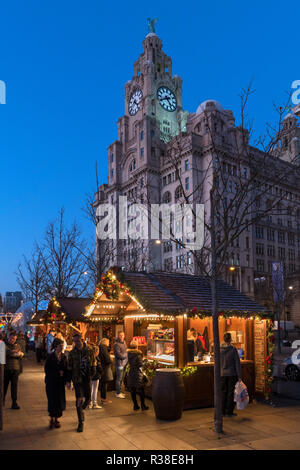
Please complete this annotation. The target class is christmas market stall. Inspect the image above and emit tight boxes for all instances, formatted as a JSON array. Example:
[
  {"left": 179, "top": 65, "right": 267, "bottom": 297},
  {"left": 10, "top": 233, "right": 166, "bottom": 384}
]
[
  {"left": 27, "top": 298, "right": 91, "bottom": 348},
  {"left": 86, "top": 269, "right": 273, "bottom": 409}
]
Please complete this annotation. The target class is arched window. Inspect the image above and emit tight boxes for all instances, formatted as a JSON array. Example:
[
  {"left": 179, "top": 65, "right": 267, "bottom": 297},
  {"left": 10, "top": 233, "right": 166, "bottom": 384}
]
[
  {"left": 129, "top": 159, "right": 136, "bottom": 174},
  {"left": 175, "top": 186, "right": 183, "bottom": 202}
]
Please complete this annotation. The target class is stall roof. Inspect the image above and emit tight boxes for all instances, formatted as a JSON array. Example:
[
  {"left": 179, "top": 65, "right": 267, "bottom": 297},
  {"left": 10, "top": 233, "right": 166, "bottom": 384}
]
[
  {"left": 27, "top": 298, "right": 92, "bottom": 325},
  {"left": 57, "top": 298, "right": 92, "bottom": 322},
  {"left": 118, "top": 271, "right": 267, "bottom": 315}
]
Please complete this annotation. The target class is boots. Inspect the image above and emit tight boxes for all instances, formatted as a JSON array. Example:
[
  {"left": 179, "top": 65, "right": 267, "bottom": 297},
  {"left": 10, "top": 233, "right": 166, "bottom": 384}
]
[
  {"left": 140, "top": 390, "right": 149, "bottom": 411},
  {"left": 76, "top": 406, "right": 84, "bottom": 432},
  {"left": 131, "top": 392, "right": 140, "bottom": 411}
]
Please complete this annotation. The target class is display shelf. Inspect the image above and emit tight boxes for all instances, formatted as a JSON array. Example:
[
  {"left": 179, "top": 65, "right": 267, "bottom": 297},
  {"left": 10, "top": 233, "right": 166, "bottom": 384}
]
[{"left": 149, "top": 338, "right": 174, "bottom": 342}]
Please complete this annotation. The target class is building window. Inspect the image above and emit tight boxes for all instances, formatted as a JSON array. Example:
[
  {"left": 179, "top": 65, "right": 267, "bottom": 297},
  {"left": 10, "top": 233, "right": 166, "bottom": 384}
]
[
  {"left": 129, "top": 159, "right": 136, "bottom": 172},
  {"left": 256, "top": 243, "right": 264, "bottom": 256},
  {"left": 140, "top": 130, "right": 144, "bottom": 140},
  {"left": 267, "top": 245, "right": 275, "bottom": 257},
  {"left": 246, "top": 254, "right": 250, "bottom": 267},
  {"left": 255, "top": 226, "right": 264, "bottom": 239},
  {"left": 176, "top": 255, "right": 184, "bottom": 269},
  {"left": 111, "top": 169, "right": 114, "bottom": 177},
  {"left": 187, "top": 252, "right": 192, "bottom": 265},
  {"left": 267, "top": 228, "right": 275, "bottom": 241},
  {"left": 175, "top": 186, "right": 183, "bottom": 202},
  {"left": 288, "top": 233, "right": 295, "bottom": 246},
  {"left": 256, "top": 259, "right": 265, "bottom": 272},
  {"left": 288, "top": 249, "right": 295, "bottom": 261},
  {"left": 278, "top": 231, "right": 285, "bottom": 244},
  {"left": 185, "top": 160, "right": 189, "bottom": 171},
  {"left": 163, "top": 192, "right": 171, "bottom": 203},
  {"left": 185, "top": 177, "right": 190, "bottom": 191},
  {"left": 140, "top": 177, "right": 144, "bottom": 188},
  {"left": 141, "top": 148, "right": 144, "bottom": 158},
  {"left": 111, "top": 153, "right": 114, "bottom": 163}
]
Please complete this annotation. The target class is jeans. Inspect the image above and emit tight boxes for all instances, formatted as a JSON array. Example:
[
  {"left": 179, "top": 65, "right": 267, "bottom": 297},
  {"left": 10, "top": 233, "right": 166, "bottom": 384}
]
[
  {"left": 115, "top": 366, "right": 126, "bottom": 395},
  {"left": 91, "top": 380, "right": 99, "bottom": 404},
  {"left": 4, "top": 370, "right": 19, "bottom": 404},
  {"left": 221, "top": 376, "right": 238, "bottom": 415}
]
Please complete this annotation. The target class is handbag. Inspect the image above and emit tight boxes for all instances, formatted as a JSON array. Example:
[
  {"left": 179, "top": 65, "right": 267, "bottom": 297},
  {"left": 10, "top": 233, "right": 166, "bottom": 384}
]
[{"left": 140, "top": 368, "right": 149, "bottom": 385}]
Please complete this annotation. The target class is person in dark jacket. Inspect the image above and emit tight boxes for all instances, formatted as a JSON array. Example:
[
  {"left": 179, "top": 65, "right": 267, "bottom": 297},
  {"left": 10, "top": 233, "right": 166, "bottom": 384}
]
[
  {"left": 45, "top": 338, "right": 68, "bottom": 429},
  {"left": 99, "top": 338, "right": 113, "bottom": 404},
  {"left": 220, "top": 332, "right": 242, "bottom": 417},
  {"left": 113, "top": 331, "right": 128, "bottom": 398},
  {"left": 89, "top": 345, "right": 103, "bottom": 409},
  {"left": 66, "top": 334, "right": 94, "bottom": 432},
  {"left": 127, "top": 341, "right": 149, "bottom": 411},
  {"left": 3, "top": 331, "right": 24, "bottom": 409},
  {"left": 17, "top": 331, "right": 26, "bottom": 374}
]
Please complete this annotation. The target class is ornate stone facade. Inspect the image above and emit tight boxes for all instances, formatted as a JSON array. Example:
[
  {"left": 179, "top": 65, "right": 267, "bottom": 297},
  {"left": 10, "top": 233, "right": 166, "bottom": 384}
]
[{"left": 95, "top": 32, "right": 300, "bottom": 324}]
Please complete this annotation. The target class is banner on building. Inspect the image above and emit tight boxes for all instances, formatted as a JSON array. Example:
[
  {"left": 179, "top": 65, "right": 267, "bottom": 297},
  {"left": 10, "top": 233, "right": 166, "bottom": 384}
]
[{"left": 272, "top": 262, "right": 284, "bottom": 303}]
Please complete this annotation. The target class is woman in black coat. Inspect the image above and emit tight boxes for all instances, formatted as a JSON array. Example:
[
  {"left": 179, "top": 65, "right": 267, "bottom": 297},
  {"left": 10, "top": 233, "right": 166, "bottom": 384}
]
[
  {"left": 98, "top": 338, "right": 113, "bottom": 404},
  {"left": 44, "top": 338, "right": 68, "bottom": 429},
  {"left": 127, "top": 341, "right": 149, "bottom": 411}
]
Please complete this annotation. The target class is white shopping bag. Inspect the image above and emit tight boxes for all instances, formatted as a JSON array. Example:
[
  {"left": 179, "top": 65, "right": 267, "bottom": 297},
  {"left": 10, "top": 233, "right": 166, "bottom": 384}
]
[{"left": 234, "top": 380, "right": 249, "bottom": 410}]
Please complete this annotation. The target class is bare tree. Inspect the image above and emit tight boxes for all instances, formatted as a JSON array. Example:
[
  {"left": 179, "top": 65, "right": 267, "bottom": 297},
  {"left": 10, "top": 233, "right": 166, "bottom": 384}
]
[
  {"left": 16, "top": 243, "right": 47, "bottom": 317},
  {"left": 39, "top": 208, "right": 91, "bottom": 298},
  {"left": 82, "top": 191, "right": 118, "bottom": 285},
  {"left": 154, "top": 85, "right": 300, "bottom": 433}
]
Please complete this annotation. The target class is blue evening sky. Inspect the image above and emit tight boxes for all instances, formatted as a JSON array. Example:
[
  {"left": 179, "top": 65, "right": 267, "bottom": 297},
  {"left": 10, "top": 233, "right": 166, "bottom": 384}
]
[{"left": 0, "top": 0, "right": 298, "bottom": 296}]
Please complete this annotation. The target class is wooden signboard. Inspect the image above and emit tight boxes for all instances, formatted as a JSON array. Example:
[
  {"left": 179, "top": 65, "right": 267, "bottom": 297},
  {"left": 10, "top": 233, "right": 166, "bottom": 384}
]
[{"left": 254, "top": 319, "right": 266, "bottom": 394}]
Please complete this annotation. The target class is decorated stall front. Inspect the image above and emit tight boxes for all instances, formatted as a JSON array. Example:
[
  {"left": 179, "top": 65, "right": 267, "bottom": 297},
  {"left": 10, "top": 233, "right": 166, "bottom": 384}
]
[
  {"left": 86, "top": 269, "right": 273, "bottom": 409},
  {"left": 28, "top": 298, "right": 91, "bottom": 348}
]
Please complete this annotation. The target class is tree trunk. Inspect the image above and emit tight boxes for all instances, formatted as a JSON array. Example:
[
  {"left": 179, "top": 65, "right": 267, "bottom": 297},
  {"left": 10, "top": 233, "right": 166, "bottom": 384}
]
[
  {"left": 210, "top": 184, "right": 223, "bottom": 434},
  {"left": 277, "top": 303, "right": 281, "bottom": 354}
]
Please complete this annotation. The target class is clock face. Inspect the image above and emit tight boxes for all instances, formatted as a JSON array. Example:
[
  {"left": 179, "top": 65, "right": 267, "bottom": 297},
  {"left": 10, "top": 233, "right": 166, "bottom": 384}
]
[
  {"left": 128, "top": 89, "right": 143, "bottom": 116},
  {"left": 157, "top": 87, "right": 177, "bottom": 112}
]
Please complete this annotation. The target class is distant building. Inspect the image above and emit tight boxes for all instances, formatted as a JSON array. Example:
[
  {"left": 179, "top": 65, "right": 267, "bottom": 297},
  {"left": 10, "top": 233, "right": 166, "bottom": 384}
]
[{"left": 4, "top": 291, "right": 23, "bottom": 313}]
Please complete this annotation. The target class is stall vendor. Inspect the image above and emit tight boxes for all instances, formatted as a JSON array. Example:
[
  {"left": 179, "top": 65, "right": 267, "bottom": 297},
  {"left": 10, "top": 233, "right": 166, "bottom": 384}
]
[{"left": 187, "top": 328, "right": 196, "bottom": 362}]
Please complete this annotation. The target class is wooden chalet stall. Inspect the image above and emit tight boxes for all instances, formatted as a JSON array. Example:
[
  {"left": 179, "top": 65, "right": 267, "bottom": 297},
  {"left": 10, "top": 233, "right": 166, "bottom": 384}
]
[
  {"left": 28, "top": 298, "right": 90, "bottom": 347},
  {"left": 88, "top": 270, "right": 273, "bottom": 410}
]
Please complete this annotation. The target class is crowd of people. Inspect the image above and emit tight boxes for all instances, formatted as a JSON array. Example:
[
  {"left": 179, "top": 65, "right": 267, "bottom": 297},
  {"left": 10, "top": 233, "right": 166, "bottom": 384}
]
[
  {"left": 1, "top": 328, "right": 149, "bottom": 433},
  {"left": 44, "top": 330, "right": 149, "bottom": 432},
  {"left": 1, "top": 327, "right": 241, "bottom": 433}
]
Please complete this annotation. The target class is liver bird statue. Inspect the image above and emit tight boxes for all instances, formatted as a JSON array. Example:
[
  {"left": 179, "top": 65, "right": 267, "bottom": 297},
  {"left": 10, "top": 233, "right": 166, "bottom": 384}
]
[{"left": 147, "top": 18, "right": 158, "bottom": 34}]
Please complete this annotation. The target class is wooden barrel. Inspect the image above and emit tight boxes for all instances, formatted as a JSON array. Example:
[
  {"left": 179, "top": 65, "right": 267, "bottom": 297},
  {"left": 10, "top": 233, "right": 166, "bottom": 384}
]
[{"left": 152, "top": 368, "right": 185, "bottom": 421}]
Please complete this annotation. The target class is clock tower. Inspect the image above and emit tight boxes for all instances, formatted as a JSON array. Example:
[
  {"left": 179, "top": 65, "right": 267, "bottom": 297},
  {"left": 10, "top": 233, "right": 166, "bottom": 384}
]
[{"left": 99, "top": 23, "right": 188, "bottom": 271}]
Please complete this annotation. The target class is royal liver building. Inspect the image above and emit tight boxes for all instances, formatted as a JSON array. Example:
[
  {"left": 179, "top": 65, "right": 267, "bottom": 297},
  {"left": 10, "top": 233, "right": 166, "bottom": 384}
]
[{"left": 95, "top": 24, "right": 300, "bottom": 321}]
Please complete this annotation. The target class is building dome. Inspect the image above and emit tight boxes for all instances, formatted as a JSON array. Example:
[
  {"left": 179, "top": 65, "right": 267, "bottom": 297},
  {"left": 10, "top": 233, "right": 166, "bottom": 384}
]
[
  {"left": 145, "top": 32, "right": 158, "bottom": 38},
  {"left": 196, "top": 100, "right": 224, "bottom": 114},
  {"left": 283, "top": 113, "right": 297, "bottom": 120}
]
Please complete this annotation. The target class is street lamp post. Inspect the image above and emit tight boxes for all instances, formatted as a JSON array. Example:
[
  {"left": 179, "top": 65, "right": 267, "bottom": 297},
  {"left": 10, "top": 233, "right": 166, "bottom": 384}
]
[{"left": 229, "top": 266, "right": 242, "bottom": 292}]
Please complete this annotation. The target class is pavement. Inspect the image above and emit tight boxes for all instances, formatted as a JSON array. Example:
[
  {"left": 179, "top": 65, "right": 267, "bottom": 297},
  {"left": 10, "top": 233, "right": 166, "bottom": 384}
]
[{"left": 2, "top": 353, "right": 300, "bottom": 450}]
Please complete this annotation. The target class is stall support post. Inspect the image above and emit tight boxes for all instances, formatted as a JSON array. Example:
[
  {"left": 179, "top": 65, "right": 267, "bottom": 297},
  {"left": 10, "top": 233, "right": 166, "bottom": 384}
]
[{"left": 175, "top": 315, "right": 188, "bottom": 368}]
